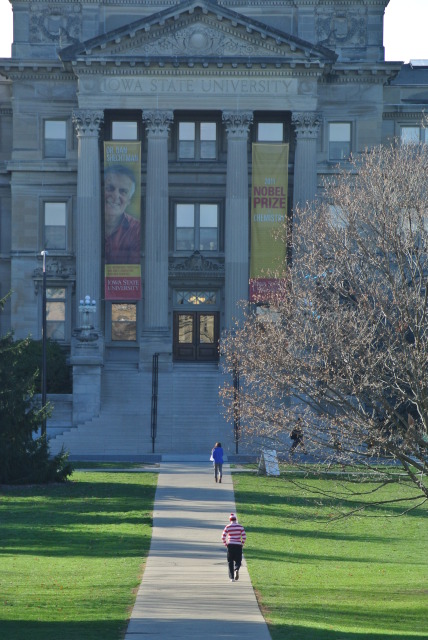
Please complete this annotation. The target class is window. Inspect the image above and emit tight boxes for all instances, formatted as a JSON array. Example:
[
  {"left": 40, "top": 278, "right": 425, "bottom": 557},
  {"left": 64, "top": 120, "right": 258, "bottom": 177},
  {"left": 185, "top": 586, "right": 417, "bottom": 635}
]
[
  {"left": 257, "top": 122, "right": 284, "bottom": 142},
  {"left": 44, "top": 120, "right": 67, "bottom": 158},
  {"left": 178, "top": 121, "right": 217, "bottom": 159},
  {"left": 400, "top": 126, "right": 427, "bottom": 144},
  {"left": 175, "top": 203, "right": 219, "bottom": 251},
  {"left": 176, "top": 291, "right": 217, "bottom": 306},
  {"left": 111, "top": 303, "right": 137, "bottom": 341},
  {"left": 112, "top": 121, "right": 138, "bottom": 140},
  {"left": 46, "top": 287, "right": 66, "bottom": 341},
  {"left": 44, "top": 202, "right": 67, "bottom": 251},
  {"left": 329, "top": 123, "right": 351, "bottom": 160}
]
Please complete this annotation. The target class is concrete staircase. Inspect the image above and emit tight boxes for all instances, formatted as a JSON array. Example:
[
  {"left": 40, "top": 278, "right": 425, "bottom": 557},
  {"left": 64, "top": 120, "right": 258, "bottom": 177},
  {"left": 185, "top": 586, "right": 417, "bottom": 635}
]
[{"left": 49, "top": 362, "right": 239, "bottom": 458}]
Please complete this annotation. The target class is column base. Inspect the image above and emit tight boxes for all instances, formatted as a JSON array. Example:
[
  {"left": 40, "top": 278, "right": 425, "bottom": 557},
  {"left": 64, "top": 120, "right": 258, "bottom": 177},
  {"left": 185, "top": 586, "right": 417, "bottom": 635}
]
[
  {"left": 70, "top": 335, "right": 104, "bottom": 424},
  {"left": 139, "top": 330, "right": 172, "bottom": 371}
]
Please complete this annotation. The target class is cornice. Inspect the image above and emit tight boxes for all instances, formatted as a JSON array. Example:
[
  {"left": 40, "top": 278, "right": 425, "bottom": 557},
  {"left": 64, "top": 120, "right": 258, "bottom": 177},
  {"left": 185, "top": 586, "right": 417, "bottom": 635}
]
[
  {"left": 323, "top": 62, "right": 401, "bottom": 84},
  {"left": 383, "top": 110, "right": 426, "bottom": 120},
  {"left": 70, "top": 64, "right": 326, "bottom": 79},
  {"left": 220, "top": 0, "right": 389, "bottom": 6},
  {"left": 0, "top": 62, "right": 74, "bottom": 82}
]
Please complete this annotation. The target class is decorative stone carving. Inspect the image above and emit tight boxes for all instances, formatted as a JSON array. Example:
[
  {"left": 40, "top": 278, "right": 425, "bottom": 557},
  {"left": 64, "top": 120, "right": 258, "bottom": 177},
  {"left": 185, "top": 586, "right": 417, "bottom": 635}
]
[
  {"left": 72, "top": 110, "right": 104, "bottom": 137},
  {"left": 33, "top": 259, "right": 76, "bottom": 294},
  {"left": 142, "top": 110, "right": 174, "bottom": 135},
  {"left": 222, "top": 111, "right": 253, "bottom": 136},
  {"left": 292, "top": 112, "right": 322, "bottom": 139},
  {"left": 169, "top": 251, "right": 224, "bottom": 278},
  {"left": 316, "top": 9, "right": 366, "bottom": 48},
  {"left": 127, "top": 22, "right": 260, "bottom": 58},
  {"left": 30, "top": 5, "right": 81, "bottom": 45}
]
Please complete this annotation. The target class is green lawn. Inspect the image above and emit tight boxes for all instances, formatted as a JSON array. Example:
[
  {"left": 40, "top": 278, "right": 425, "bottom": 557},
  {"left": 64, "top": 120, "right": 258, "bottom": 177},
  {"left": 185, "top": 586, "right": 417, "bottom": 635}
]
[
  {"left": 0, "top": 471, "right": 157, "bottom": 640},
  {"left": 233, "top": 470, "right": 428, "bottom": 640}
]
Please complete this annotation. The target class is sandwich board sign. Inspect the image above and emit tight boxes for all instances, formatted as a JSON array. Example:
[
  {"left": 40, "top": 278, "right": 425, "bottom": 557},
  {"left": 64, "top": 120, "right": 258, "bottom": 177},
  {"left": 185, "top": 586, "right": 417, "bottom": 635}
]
[{"left": 258, "top": 449, "right": 280, "bottom": 476}]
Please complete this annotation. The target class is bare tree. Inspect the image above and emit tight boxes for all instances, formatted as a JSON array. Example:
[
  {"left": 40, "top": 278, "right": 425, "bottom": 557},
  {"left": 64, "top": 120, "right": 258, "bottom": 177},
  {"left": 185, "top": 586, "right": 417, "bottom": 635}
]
[{"left": 221, "top": 143, "right": 428, "bottom": 511}]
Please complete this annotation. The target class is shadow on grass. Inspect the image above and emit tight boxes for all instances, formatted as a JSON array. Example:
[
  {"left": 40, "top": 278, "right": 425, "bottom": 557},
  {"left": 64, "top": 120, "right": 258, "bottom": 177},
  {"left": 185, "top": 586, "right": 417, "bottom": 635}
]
[
  {"left": 269, "top": 623, "right": 428, "bottom": 640},
  {"left": 0, "top": 620, "right": 126, "bottom": 640},
  {"left": 233, "top": 482, "right": 428, "bottom": 521},
  {"left": 0, "top": 476, "right": 157, "bottom": 558}
]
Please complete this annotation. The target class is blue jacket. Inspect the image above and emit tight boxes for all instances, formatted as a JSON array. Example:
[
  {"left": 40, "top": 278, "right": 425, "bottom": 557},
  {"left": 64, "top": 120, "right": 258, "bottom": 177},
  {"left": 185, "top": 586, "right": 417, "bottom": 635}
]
[{"left": 212, "top": 446, "right": 224, "bottom": 463}]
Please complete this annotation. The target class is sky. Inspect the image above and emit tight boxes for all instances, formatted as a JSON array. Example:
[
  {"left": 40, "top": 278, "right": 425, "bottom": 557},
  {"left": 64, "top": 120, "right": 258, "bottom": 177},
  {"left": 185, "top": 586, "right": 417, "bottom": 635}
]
[{"left": 0, "top": 0, "right": 427, "bottom": 61}]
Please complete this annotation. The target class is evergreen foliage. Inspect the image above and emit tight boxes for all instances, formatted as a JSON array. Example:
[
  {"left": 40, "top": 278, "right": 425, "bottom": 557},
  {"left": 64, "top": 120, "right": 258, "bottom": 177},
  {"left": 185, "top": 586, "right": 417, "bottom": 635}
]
[{"left": 0, "top": 295, "right": 72, "bottom": 484}]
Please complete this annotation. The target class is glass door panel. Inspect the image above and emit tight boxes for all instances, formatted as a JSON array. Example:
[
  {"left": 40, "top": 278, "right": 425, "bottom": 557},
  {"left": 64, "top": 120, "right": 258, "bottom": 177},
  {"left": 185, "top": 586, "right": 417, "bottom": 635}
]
[
  {"left": 199, "top": 314, "right": 214, "bottom": 343},
  {"left": 174, "top": 312, "right": 219, "bottom": 361}
]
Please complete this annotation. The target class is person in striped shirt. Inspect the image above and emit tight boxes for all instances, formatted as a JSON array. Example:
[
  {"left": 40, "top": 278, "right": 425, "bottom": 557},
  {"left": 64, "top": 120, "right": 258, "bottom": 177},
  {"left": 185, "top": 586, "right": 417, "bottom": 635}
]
[{"left": 221, "top": 513, "right": 247, "bottom": 582}]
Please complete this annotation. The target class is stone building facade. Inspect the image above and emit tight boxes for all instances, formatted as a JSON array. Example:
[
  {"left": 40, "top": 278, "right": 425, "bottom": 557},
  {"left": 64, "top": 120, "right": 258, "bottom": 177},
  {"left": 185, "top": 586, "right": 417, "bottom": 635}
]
[{"left": 0, "top": 1, "right": 426, "bottom": 456}]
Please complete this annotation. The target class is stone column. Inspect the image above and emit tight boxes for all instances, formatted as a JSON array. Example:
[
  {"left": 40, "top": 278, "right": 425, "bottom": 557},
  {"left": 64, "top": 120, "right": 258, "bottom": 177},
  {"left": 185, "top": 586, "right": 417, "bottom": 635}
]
[
  {"left": 72, "top": 109, "right": 104, "bottom": 328},
  {"left": 140, "top": 110, "right": 173, "bottom": 365},
  {"left": 70, "top": 109, "right": 104, "bottom": 425},
  {"left": 222, "top": 111, "right": 253, "bottom": 329},
  {"left": 292, "top": 111, "right": 322, "bottom": 211}
]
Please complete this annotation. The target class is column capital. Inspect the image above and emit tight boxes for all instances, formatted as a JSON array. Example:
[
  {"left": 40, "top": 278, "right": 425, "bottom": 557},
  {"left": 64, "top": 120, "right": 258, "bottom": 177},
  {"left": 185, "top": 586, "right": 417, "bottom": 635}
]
[
  {"left": 292, "top": 112, "right": 322, "bottom": 139},
  {"left": 143, "top": 110, "right": 174, "bottom": 136},
  {"left": 72, "top": 109, "right": 104, "bottom": 137},
  {"left": 222, "top": 111, "right": 253, "bottom": 136}
]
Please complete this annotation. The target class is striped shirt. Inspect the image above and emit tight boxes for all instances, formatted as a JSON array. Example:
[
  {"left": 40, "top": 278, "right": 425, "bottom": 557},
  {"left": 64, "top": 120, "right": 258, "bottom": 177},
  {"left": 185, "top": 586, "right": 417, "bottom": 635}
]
[{"left": 222, "top": 521, "right": 246, "bottom": 547}]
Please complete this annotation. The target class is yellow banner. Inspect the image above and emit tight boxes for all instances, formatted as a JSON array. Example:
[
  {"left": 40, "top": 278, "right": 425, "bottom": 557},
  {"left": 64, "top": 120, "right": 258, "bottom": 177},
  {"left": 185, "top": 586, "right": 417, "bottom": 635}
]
[
  {"left": 104, "top": 142, "right": 141, "bottom": 300},
  {"left": 250, "top": 143, "right": 289, "bottom": 302}
]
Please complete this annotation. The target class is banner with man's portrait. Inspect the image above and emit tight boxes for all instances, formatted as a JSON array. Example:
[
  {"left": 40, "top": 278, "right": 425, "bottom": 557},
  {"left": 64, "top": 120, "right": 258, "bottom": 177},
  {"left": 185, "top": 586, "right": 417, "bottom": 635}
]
[
  {"left": 250, "top": 143, "right": 289, "bottom": 302},
  {"left": 104, "top": 142, "right": 141, "bottom": 301}
]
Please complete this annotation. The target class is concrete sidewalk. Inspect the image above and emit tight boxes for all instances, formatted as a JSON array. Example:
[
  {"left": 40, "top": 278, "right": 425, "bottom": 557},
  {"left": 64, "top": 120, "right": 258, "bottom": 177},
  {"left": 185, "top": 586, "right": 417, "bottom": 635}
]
[{"left": 125, "top": 462, "right": 272, "bottom": 639}]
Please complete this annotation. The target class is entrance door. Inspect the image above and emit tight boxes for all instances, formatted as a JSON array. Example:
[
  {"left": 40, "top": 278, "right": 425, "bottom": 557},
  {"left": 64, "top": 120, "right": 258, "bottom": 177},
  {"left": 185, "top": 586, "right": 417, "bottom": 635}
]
[{"left": 173, "top": 312, "right": 219, "bottom": 361}]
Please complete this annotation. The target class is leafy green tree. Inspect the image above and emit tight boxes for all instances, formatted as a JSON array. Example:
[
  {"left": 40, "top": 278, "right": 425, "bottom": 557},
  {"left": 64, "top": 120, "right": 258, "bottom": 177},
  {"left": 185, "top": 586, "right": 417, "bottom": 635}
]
[{"left": 0, "top": 295, "right": 72, "bottom": 484}]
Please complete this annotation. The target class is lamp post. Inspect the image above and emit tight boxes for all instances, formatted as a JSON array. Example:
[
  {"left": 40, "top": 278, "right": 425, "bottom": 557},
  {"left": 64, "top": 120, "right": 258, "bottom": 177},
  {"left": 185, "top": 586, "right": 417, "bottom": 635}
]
[{"left": 41, "top": 250, "right": 48, "bottom": 437}]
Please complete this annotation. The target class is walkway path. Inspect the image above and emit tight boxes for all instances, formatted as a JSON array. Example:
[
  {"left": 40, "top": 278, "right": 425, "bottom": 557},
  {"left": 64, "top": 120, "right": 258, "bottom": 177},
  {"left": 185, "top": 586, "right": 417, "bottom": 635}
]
[{"left": 125, "top": 461, "right": 272, "bottom": 639}]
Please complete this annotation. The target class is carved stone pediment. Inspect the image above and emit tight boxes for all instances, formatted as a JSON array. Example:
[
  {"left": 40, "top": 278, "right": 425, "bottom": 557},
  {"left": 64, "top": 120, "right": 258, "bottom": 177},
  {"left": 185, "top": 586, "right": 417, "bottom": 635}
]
[
  {"left": 60, "top": 0, "right": 336, "bottom": 68},
  {"left": 169, "top": 251, "right": 224, "bottom": 279},
  {"left": 33, "top": 257, "right": 76, "bottom": 293}
]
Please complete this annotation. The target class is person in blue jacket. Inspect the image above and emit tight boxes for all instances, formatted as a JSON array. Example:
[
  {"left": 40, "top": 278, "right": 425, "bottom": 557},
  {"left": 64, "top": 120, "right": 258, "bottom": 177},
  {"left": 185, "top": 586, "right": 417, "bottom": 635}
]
[{"left": 211, "top": 442, "right": 224, "bottom": 483}]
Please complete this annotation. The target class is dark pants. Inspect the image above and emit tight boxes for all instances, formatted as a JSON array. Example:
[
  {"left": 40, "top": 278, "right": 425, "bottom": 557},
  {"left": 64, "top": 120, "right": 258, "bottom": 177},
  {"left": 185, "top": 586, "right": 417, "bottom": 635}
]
[
  {"left": 214, "top": 462, "right": 223, "bottom": 481},
  {"left": 227, "top": 544, "right": 242, "bottom": 579}
]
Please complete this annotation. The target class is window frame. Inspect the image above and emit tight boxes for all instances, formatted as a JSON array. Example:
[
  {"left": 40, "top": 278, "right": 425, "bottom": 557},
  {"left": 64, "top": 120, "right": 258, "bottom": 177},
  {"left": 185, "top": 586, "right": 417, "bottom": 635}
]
[
  {"left": 41, "top": 199, "right": 72, "bottom": 254},
  {"left": 256, "top": 122, "right": 285, "bottom": 143},
  {"left": 46, "top": 286, "right": 67, "bottom": 342},
  {"left": 399, "top": 124, "right": 427, "bottom": 145},
  {"left": 177, "top": 119, "right": 218, "bottom": 161},
  {"left": 174, "top": 201, "right": 221, "bottom": 253},
  {"left": 328, "top": 121, "right": 352, "bottom": 161},
  {"left": 37, "top": 280, "right": 73, "bottom": 344},
  {"left": 111, "top": 120, "right": 139, "bottom": 141},
  {"left": 43, "top": 119, "right": 68, "bottom": 158}
]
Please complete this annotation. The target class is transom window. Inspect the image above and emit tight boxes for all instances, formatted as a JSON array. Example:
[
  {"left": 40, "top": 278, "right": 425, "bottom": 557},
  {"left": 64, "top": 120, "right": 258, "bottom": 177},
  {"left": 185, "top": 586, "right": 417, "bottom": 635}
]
[
  {"left": 400, "top": 126, "right": 428, "bottom": 144},
  {"left": 46, "top": 288, "right": 66, "bottom": 341},
  {"left": 111, "top": 303, "right": 137, "bottom": 341},
  {"left": 176, "top": 291, "right": 217, "bottom": 306},
  {"left": 257, "top": 122, "right": 284, "bottom": 142},
  {"left": 44, "top": 202, "right": 67, "bottom": 250},
  {"left": 178, "top": 121, "right": 217, "bottom": 159},
  {"left": 175, "top": 203, "right": 219, "bottom": 251},
  {"left": 329, "top": 122, "right": 351, "bottom": 160},
  {"left": 112, "top": 121, "right": 138, "bottom": 140},
  {"left": 44, "top": 120, "right": 67, "bottom": 158}
]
